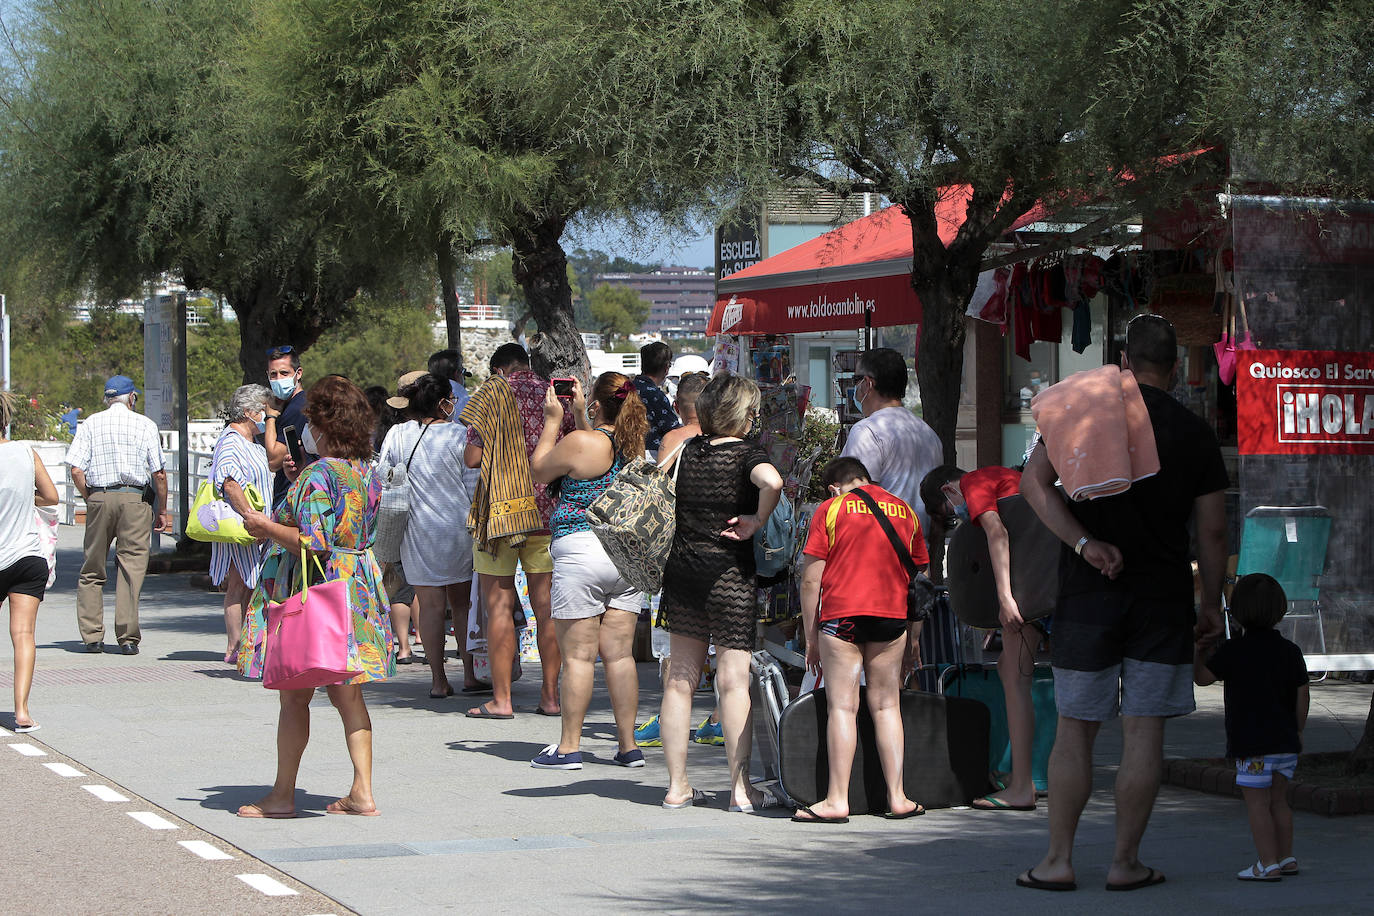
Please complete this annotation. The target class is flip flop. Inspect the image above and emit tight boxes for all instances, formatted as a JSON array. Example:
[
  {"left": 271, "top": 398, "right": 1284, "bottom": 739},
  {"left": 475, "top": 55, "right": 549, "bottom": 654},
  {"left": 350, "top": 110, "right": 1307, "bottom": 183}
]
[
  {"left": 461, "top": 683, "right": 494, "bottom": 694},
  {"left": 465, "top": 703, "right": 514, "bottom": 720},
  {"left": 662, "top": 788, "right": 708, "bottom": 809},
  {"left": 13, "top": 723, "right": 41, "bottom": 733},
  {"left": 325, "top": 798, "right": 380, "bottom": 817},
  {"left": 237, "top": 803, "right": 297, "bottom": 819},
  {"left": 972, "top": 795, "right": 1035, "bottom": 811},
  {"left": 729, "top": 786, "right": 783, "bottom": 813},
  {"left": 429, "top": 687, "right": 454, "bottom": 699},
  {"left": 396, "top": 656, "right": 414, "bottom": 665},
  {"left": 1107, "top": 867, "right": 1166, "bottom": 891},
  {"left": 882, "top": 804, "right": 925, "bottom": 819},
  {"left": 1016, "top": 867, "right": 1076, "bottom": 892},
  {"left": 791, "top": 805, "right": 849, "bottom": 824},
  {"left": 533, "top": 706, "right": 560, "bottom": 716}
]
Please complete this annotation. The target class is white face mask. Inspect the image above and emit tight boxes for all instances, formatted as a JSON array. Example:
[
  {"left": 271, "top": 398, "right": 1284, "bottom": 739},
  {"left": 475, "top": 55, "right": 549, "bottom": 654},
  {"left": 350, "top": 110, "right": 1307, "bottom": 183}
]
[{"left": 301, "top": 424, "right": 318, "bottom": 455}]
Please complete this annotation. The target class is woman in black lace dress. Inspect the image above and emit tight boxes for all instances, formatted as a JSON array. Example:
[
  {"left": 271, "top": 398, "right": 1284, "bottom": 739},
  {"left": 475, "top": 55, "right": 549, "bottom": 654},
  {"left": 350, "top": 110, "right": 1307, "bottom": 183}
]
[{"left": 658, "top": 374, "right": 783, "bottom": 811}]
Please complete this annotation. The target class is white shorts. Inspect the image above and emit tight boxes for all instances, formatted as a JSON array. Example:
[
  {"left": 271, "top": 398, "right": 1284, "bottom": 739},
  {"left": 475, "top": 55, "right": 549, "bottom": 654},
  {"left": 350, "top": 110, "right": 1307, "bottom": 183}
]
[{"left": 550, "top": 530, "right": 642, "bottom": 620}]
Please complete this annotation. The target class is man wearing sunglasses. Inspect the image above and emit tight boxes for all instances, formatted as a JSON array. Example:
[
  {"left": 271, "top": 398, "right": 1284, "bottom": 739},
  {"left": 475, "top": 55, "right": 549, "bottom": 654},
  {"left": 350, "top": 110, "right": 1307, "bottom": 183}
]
[{"left": 266, "top": 345, "right": 314, "bottom": 504}]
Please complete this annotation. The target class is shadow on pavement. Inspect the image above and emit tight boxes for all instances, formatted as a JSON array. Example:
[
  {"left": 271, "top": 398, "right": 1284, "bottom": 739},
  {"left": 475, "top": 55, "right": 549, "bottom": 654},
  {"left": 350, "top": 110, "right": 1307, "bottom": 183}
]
[
  {"left": 161, "top": 650, "right": 224, "bottom": 662},
  {"left": 447, "top": 738, "right": 549, "bottom": 763},
  {"left": 191, "top": 784, "right": 336, "bottom": 817},
  {"left": 503, "top": 777, "right": 665, "bottom": 806}
]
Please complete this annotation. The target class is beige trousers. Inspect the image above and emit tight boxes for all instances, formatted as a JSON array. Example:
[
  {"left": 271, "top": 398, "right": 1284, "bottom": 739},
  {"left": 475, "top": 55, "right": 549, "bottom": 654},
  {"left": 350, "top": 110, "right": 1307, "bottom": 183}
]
[{"left": 77, "top": 491, "right": 152, "bottom": 645}]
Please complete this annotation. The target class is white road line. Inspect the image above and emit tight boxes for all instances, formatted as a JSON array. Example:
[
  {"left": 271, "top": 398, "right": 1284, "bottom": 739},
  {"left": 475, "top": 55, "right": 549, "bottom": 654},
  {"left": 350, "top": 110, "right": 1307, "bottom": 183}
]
[
  {"left": 7, "top": 743, "right": 45, "bottom": 756},
  {"left": 0, "top": 726, "right": 11, "bottom": 736},
  {"left": 127, "top": 811, "right": 178, "bottom": 830},
  {"left": 236, "top": 874, "right": 298, "bottom": 896},
  {"left": 82, "top": 784, "right": 129, "bottom": 802},
  {"left": 178, "top": 840, "right": 234, "bottom": 861},
  {"left": 44, "top": 762, "right": 84, "bottom": 777}
]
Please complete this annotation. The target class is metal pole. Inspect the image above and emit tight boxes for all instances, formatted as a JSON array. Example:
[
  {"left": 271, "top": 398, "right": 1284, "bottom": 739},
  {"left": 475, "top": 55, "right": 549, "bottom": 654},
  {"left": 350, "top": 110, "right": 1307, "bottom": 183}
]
[
  {"left": 176, "top": 293, "right": 190, "bottom": 539},
  {"left": 2, "top": 293, "right": 9, "bottom": 439}
]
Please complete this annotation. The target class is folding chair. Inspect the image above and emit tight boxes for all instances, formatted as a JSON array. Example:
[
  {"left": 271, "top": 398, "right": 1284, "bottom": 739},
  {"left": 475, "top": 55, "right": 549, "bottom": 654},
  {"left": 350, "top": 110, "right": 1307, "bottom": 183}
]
[{"left": 1234, "top": 505, "right": 1331, "bottom": 658}]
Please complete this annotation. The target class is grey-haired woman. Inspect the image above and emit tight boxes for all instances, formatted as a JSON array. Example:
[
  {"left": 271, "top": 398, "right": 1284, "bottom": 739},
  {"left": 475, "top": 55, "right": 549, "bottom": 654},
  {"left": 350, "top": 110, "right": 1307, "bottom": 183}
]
[{"left": 210, "top": 384, "right": 276, "bottom": 663}]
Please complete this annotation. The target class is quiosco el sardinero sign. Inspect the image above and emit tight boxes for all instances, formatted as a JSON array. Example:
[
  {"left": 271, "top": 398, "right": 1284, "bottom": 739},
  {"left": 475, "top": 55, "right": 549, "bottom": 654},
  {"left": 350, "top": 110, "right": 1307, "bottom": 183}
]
[{"left": 1238, "top": 350, "right": 1374, "bottom": 455}]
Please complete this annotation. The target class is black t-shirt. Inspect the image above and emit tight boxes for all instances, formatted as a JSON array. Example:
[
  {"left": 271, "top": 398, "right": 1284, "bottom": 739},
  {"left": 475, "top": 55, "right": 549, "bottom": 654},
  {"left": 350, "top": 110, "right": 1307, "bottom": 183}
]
[
  {"left": 272, "top": 390, "right": 313, "bottom": 504},
  {"left": 1205, "top": 628, "right": 1307, "bottom": 758},
  {"left": 1056, "top": 384, "right": 1229, "bottom": 603}
]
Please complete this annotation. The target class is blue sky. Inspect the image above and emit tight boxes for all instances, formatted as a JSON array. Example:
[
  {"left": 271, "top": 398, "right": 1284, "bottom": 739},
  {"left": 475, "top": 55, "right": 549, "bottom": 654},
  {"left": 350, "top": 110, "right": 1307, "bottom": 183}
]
[{"left": 565, "top": 219, "right": 716, "bottom": 271}]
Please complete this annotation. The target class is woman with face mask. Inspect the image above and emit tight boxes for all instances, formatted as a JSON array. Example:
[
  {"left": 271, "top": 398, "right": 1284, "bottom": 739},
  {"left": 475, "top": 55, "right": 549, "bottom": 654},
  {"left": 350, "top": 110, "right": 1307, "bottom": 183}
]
[
  {"left": 209, "top": 384, "right": 277, "bottom": 663},
  {"left": 377, "top": 372, "right": 479, "bottom": 700}
]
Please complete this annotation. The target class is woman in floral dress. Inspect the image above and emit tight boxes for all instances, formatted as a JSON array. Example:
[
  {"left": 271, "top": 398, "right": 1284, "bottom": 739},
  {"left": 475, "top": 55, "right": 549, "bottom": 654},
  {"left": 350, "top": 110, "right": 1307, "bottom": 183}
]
[{"left": 236, "top": 376, "right": 395, "bottom": 818}]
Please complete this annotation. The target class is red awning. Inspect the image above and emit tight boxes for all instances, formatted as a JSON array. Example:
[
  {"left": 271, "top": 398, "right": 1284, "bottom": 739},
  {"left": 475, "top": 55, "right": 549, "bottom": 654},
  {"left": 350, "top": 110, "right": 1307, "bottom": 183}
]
[{"left": 708, "top": 190, "right": 1044, "bottom": 335}]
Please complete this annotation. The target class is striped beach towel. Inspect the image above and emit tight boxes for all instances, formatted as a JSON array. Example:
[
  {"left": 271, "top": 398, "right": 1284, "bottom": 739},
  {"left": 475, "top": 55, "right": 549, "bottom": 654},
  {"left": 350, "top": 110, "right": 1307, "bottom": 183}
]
[{"left": 460, "top": 375, "right": 542, "bottom": 554}]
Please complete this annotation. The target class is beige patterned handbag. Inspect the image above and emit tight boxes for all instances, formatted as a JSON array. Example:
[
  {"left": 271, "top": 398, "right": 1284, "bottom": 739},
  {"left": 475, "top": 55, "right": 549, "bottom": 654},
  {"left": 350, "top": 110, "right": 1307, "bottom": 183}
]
[{"left": 586, "top": 442, "right": 685, "bottom": 593}]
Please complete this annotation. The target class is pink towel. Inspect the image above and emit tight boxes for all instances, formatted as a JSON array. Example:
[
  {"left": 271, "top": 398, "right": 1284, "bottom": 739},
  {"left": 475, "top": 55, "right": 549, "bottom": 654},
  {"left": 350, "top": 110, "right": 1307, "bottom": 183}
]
[{"left": 1030, "top": 365, "right": 1160, "bottom": 501}]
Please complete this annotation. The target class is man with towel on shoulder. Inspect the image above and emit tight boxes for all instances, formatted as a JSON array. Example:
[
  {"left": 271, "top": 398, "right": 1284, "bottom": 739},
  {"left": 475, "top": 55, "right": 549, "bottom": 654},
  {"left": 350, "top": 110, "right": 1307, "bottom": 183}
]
[
  {"left": 461, "top": 343, "right": 572, "bottom": 719},
  {"left": 1017, "top": 314, "right": 1228, "bottom": 893}
]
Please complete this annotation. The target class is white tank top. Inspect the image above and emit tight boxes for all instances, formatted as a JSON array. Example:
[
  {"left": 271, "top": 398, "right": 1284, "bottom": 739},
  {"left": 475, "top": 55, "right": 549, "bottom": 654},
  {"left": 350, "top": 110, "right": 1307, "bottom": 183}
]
[{"left": 0, "top": 441, "right": 42, "bottom": 571}]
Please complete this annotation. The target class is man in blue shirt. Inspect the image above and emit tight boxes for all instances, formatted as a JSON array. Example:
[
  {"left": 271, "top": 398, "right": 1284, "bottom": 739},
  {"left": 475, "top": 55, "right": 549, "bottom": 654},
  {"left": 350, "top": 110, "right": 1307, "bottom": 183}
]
[
  {"left": 633, "top": 341, "right": 680, "bottom": 457},
  {"left": 265, "top": 345, "right": 310, "bottom": 504}
]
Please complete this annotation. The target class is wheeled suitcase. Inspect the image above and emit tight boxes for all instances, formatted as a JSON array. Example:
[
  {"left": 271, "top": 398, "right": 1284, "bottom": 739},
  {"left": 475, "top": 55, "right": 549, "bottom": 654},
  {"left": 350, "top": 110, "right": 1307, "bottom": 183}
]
[
  {"left": 778, "top": 687, "right": 993, "bottom": 814},
  {"left": 942, "top": 664, "right": 1057, "bottom": 792}
]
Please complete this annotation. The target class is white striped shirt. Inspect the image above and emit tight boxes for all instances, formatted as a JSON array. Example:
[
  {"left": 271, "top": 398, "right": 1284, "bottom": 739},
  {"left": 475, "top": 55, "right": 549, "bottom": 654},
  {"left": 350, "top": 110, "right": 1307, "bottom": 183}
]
[{"left": 64, "top": 402, "right": 164, "bottom": 487}]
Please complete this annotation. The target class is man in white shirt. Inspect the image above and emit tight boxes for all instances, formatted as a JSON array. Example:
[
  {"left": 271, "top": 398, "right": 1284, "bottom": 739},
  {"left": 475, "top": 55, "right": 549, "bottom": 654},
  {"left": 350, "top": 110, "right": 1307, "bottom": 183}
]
[
  {"left": 840, "top": 347, "right": 943, "bottom": 537},
  {"left": 65, "top": 376, "right": 169, "bottom": 655}
]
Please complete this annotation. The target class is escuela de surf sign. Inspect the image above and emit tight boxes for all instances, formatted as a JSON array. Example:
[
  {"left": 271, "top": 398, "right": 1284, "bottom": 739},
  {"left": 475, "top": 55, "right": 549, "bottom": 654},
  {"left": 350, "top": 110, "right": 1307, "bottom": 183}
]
[{"left": 1238, "top": 350, "right": 1374, "bottom": 455}]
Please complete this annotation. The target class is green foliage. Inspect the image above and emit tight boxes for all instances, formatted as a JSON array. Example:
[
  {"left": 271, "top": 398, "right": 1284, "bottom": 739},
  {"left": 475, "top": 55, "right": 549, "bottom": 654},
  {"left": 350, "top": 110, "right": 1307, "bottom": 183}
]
[
  {"left": 588, "top": 284, "right": 650, "bottom": 343},
  {"left": 301, "top": 295, "right": 441, "bottom": 392},
  {"left": 187, "top": 300, "right": 246, "bottom": 417},
  {"left": 800, "top": 410, "right": 841, "bottom": 503},
  {"left": 7, "top": 393, "right": 73, "bottom": 443},
  {"left": 13, "top": 309, "right": 144, "bottom": 418}
]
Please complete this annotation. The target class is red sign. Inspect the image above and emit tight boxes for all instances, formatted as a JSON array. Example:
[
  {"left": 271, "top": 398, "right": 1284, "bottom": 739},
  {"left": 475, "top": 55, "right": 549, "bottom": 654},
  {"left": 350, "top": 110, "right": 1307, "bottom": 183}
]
[{"left": 1238, "top": 350, "right": 1374, "bottom": 455}]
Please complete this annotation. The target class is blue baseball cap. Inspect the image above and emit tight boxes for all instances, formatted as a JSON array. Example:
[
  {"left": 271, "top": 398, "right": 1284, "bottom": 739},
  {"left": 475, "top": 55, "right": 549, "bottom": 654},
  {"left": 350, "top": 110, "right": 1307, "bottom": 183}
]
[{"left": 104, "top": 375, "right": 140, "bottom": 397}]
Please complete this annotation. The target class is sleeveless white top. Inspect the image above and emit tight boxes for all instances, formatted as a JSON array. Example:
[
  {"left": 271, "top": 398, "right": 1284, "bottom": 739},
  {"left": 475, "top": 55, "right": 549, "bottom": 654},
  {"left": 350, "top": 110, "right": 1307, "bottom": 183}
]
[{"left": 0, "top": 441, "right": 42, "bottom": 571}]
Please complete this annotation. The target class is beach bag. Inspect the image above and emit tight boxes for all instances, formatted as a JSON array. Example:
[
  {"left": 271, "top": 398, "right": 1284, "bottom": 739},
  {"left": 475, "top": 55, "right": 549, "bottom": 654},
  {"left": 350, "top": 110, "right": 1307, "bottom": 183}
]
[
  {"left": 186, "top": 470, "right": 265, "bottom": 546},
  {"left": 374, "top": 421, "right": 432, "bottom": 564},
  {"left": 754, "top": 492, "right": 797, "bottom": 579},
  {"left": 35, "top": 505, "right": 58, "bottom": 588},
  {"left": 587, "top": 442, "right": 685, "bottom": 593},
  {"left": 263, "top": 553, "right": 362, "bottom": 690}
]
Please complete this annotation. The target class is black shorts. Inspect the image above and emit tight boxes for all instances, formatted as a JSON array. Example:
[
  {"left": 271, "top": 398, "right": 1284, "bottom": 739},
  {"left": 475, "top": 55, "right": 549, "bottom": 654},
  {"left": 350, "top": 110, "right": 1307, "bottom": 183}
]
[
  {"left": 819, "top": 615, "right": 907, "bottom": 645},
  {"left": 0, "top": 555, "right": 48, "bottom": 601}
]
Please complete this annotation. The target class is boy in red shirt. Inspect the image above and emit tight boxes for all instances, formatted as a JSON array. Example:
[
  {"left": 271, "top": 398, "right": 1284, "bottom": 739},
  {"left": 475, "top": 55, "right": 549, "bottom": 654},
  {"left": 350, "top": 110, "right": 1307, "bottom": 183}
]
[
  {"left": 921, "top": 464, "right": 1039, "bottom": 811},
  {"left": 795, "top": 457, "right": 928, "bottom": 823}
]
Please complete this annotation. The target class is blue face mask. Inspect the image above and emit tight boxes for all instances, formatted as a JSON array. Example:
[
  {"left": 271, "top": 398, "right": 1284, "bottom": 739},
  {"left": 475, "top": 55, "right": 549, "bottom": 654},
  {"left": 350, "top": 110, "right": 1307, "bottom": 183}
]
[
  {"left": 954, "top": 503, "right": 970, "bottom": 523},
  {"left": 270, "top": 377, "right": 296, "bottom": 400},
  {"left": 253, "top": 415, "right": 267, "bottom": 435}
]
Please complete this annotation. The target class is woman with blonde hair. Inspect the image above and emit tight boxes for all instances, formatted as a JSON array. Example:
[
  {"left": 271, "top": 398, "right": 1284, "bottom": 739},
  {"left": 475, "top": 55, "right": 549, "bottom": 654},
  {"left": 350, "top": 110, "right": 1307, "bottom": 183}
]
[
  {"left": 0, "top": 393, "right": 60, "bottom": 732},
  {"left": 657, "top": 373, "right": 783, "bottom": 810},
  {"left": 528, "top": 372, "right": 649, "bottom": 769}
]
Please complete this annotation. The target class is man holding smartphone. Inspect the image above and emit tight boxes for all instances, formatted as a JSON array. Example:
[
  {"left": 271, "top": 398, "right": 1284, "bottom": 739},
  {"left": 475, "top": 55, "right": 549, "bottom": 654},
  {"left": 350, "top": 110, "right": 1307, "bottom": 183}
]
[{"left": 265, "top": 345, "right": 312, "bottom": 504}]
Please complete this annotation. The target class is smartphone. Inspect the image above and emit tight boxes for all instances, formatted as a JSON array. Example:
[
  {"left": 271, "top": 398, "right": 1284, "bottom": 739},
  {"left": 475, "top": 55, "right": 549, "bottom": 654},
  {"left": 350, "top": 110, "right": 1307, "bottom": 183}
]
[
  {"left": 282, "top": 424, "right": 306, "bottom": 467},
  {"left": 552, "top": 378, "right": 575, "bottom": 398}
]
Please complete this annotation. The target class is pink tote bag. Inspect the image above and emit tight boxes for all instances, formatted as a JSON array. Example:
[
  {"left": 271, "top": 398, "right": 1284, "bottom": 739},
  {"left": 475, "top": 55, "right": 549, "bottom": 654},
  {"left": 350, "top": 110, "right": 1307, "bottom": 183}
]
[{"left": 264, "top": 555, "right": 362, "bottom": 690}]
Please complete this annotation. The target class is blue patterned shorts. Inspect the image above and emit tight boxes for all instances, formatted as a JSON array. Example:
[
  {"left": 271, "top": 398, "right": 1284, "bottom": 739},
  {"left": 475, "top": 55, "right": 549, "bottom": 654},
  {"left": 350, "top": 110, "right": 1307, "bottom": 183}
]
[{"left": 1235, "top": 753, "right": 1298, "bottom": 788}]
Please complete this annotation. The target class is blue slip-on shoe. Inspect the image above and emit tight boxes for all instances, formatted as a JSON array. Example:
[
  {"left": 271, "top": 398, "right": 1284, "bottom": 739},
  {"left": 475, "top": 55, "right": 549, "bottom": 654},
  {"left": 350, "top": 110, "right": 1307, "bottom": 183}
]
[
  {"left": 694, "top": 717, "right": 725, "bottom": 746},
  {"left": 613, "top": 748, "right": 646, "bottom": 768},
  {"left": 531, "top": 744, "right": 583, "bottom": 770},
  {"left": 635, "top": 715, "right": 662, "bottom": 747}
]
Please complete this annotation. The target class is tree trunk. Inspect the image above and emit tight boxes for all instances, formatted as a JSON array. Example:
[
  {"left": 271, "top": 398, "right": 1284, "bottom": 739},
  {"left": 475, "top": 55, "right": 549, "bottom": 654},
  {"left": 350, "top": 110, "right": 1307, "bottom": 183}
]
[
  {"left": 1348, "top": 695, "right": 1374, "bottom": 776},
  {"left": 509, "top": 216, "right": 591, "bottom": 383},
  {"left": 226, "top": 274, "right": 356, "bottom": 384},
  {"left": 909, "top": 246, "right": 983, "bottom": 465},
  {"left": 437, "top": 243, "right": 462, "bottom": 353}
]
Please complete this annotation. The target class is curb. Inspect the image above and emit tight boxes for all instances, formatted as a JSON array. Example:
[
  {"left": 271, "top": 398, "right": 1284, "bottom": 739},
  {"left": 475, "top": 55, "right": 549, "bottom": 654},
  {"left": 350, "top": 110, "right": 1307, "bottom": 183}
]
[{"left": 1164, "top": 753, "right": 1374, "bottom": 816}]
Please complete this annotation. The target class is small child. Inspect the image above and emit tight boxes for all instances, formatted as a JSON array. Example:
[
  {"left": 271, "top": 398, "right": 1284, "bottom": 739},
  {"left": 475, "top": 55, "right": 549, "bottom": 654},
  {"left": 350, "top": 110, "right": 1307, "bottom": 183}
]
[{"left": 1194, "top": 573, "right": 1309, "bottom": 882}]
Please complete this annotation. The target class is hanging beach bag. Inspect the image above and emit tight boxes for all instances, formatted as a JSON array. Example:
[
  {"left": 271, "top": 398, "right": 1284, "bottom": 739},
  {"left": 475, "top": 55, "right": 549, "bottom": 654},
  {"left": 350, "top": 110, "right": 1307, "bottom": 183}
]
[
  {"left": 186, "top": 457, "right": 265, "bottom": 546},
  {"left": 753, "top": 492, "right": 797, "bottom": 580},
  {"left": 373, "top": 421, "right": 432, "bottom": 564},
  {"left": 263, "top": 552, "right": 362, "bottom": 690},
  {"left": 586, "top": 441, "right": 685, "bottom": 594}
]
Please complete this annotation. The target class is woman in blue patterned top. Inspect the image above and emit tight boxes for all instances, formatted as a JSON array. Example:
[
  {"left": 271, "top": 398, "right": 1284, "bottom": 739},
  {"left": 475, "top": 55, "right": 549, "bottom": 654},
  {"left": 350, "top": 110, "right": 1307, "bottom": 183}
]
[
  {"left": 209, "top": 384, "right": 275, "bottom": 664},
  {"left": 528, "top": 372, "right": 648, "bottom": 770}
]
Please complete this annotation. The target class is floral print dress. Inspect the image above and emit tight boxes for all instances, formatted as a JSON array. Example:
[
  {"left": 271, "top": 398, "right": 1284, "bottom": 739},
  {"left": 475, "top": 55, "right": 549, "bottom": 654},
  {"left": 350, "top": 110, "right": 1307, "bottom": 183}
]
[{"left": 238, "top": 458, "right": 395, "bottom": 685}]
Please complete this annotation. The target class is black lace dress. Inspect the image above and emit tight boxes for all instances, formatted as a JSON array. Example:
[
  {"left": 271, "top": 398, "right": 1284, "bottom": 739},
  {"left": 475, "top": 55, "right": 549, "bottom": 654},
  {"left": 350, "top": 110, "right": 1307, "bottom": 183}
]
[{"left": 660, "top": 436, "right": 768, "bottom": 651}]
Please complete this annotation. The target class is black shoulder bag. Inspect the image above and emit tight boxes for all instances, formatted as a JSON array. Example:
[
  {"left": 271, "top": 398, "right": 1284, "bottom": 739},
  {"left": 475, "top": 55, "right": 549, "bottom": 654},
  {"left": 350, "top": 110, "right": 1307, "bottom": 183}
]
[{"left": 850, "top": 488, "right": 936, "bottom": 622}]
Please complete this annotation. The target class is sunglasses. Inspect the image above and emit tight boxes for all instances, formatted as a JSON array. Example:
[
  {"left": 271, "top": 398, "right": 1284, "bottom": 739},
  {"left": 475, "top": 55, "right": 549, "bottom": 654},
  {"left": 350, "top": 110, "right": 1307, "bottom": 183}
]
[{"left": 266, "top": 345, "right": 296, "bottom": 356}]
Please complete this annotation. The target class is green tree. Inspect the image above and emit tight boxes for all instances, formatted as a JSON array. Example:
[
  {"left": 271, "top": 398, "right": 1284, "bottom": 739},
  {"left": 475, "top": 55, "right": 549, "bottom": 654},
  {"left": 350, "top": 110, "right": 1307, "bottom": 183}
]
[
  {"left": 250, "top": 0, "right": 782, "bottom": 380},
  {"left": 186, "top": 299, "right": 247, "bottom": 417},
  {"left": 588, "top": 284, "right": 650, "bottom": 345},
  {"left": 301, "top": 294, "right": 441, "bottom": 392},
  {"left": 773, "top": 0, "right": 1373, "bottom": 463},
  {"left": 0, "top": 0, "right": 402, "bottom": 383}
]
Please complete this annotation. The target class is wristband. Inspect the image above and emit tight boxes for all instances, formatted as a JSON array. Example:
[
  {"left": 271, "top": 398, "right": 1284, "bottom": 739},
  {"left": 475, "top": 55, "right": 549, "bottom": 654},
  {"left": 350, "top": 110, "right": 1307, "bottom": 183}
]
[{"left": 1074, "top": 535, "right": 1090, "bottom": 556}]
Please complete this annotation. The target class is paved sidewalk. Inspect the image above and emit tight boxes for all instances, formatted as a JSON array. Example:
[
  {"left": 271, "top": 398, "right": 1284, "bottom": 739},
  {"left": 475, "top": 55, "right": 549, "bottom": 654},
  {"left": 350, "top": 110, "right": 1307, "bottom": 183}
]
[{"left": 3, "top": 527, "right": 1372, "bottom": 914}]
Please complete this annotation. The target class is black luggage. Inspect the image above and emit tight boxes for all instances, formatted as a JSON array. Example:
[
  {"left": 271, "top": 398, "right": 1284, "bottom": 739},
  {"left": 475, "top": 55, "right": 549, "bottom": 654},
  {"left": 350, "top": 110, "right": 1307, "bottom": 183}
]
[{"left": 778, "top": 687, "right": 993, "bottom": 814}]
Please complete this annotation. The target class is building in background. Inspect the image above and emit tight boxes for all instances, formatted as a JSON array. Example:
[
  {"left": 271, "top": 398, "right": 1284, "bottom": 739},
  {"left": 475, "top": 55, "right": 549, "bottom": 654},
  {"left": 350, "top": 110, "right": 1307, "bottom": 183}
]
[{"left": 595, "top": 265, "right": 714, "bottom": 337}]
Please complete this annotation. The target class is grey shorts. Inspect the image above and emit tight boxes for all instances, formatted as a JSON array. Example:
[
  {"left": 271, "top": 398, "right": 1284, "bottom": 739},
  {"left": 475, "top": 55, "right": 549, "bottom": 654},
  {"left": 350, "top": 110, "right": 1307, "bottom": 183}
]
[
  {"left": 382, "top": 562, "right": 415, "bottom": 606},
  {"left": 1051, "top": 591, "right": 1196, "bottom": 721}
]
